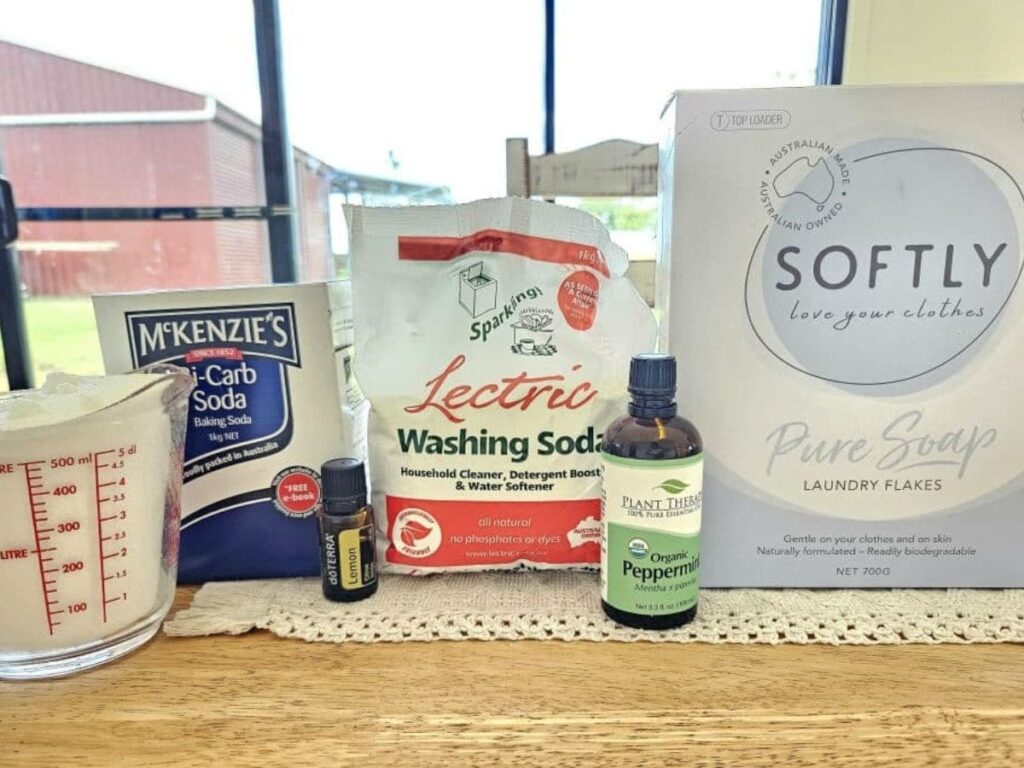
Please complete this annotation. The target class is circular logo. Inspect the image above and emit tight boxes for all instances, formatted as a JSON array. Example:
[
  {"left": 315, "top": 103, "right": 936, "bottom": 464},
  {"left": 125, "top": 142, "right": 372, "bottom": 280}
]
[
  {"left": 627, "top": 537, "right": 649, "bottom": 559},
  {"left": 747, "top": 140, "right": 1023, "bottom": 388},
  {"left": 760, "top": 138, "right": 852, "bottom": 229},
  {"left": 391, "top": 507, "right": 442, "bottom": 559},
  {"left": 558, "top": 270, "right": 600, "bottom": 330},
  {"left": 271, "top": 466, "right": 322, "bottom": 518}
]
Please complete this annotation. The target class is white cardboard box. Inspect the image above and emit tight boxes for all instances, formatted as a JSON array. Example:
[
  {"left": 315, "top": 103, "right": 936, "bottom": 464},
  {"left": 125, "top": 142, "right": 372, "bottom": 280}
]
[{"left": 659, "top": 85, "right": 1024, "bottom": 586}]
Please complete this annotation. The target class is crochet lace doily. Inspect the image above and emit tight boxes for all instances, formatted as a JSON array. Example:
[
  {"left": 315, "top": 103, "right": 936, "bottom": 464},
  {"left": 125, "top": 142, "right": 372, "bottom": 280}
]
[{"left": 164, "top": 572, "right": 1024, "bottom": 645}]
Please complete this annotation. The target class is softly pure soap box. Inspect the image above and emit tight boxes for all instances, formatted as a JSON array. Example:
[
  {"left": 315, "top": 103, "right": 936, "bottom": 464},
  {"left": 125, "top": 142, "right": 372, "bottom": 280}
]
[
  {"left": 659, "top": 84, "right": 1024, "bottom": 586},
  {"left": 94, "top": 282, "right": 361, "bottom": 582}
]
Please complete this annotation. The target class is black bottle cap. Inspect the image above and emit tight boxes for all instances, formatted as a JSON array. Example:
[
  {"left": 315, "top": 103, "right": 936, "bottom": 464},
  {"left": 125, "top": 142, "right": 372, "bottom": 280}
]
[
  {"left": 629, "top": 353, "right": 676, "bottom": 399},
  {"left": 321, "top": 458, "right": 367, "bottom": 506}
]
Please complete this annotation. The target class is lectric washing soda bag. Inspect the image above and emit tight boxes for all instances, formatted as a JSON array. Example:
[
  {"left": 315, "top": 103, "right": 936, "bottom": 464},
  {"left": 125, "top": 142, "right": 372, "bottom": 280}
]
[{"left": 348, "top": 198, "right": 657, "bottom": 573}]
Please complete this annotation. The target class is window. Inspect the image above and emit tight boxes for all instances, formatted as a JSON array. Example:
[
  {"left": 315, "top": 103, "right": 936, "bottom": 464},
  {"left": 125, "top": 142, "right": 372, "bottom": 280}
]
[
  {"left": 280, "top": 0, "right": 545, "bottom": 203},
  {"left": 2, "top": 0, "right": 827, "bottom": 390},
  {"left": 556, "top": 0, "right": 822, "bottom": 150},
  {"left": 0, "top": 1, "right": 267, "bottom": 388},
  {"left": 554, "top": 0, "right": 822, "bottom": 282}
]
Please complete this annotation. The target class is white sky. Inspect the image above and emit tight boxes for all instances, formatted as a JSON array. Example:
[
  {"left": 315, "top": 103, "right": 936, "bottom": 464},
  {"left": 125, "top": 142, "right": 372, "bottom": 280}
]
[{"left": 0, "top": 0, "right": 821, "bottom": 200}]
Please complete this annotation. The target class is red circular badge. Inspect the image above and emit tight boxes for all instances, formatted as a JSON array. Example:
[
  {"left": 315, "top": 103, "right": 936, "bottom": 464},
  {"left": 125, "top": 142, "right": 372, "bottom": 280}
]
[
  {"left": 558, "top": 270, "right": 600, "bottom": 330},
  {"left": 272, "top": 466, "right": 322, "bottom": 518}
]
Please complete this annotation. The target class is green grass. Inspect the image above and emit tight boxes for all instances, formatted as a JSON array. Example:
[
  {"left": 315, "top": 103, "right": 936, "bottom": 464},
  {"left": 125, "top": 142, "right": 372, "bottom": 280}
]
[{"left": 0, "top": 298, "right": 103, "bottom": 391}]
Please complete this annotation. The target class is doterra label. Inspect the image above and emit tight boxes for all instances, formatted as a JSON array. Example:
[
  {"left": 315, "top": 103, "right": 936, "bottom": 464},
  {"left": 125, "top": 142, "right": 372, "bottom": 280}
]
[{"left": 601, "top": 454, "right": 703, "bottom": 616}]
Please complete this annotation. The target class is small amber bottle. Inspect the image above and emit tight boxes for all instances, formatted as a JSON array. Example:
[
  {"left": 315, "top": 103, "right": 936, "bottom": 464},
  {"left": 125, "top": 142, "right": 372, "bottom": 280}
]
[
  {"left": 600, "top": 353, "right": 703, "bottom": 630},
  {"left": 318, "top": 458, "right": 378, "bottom": 602}
]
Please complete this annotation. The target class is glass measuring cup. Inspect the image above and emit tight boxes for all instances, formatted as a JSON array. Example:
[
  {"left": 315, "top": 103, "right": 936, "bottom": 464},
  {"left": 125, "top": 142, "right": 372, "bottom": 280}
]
[{"left": 0, "top": 366, "right": 193, "bottom": 679}]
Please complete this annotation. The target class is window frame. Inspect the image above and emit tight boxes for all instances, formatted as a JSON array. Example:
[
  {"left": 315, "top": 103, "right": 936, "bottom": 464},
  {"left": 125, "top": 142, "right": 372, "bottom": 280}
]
[
  {"left": 0, "top": 0, "right": 839, "bottom": 390},
  {"left": 817, "top": 0, "right": 849, "bottom": 85},
  {"left": 0, "top": 0, "right": 298, "bottom": 390}
]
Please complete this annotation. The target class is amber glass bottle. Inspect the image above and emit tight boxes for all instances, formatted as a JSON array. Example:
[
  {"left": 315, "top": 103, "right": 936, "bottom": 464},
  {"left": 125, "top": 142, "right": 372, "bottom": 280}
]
[
  {"left": 600, "top": 353, "right": 704, "bottom": 630},
  {"left": 318, "top": 458, "right": 378, "bottom": 602}
]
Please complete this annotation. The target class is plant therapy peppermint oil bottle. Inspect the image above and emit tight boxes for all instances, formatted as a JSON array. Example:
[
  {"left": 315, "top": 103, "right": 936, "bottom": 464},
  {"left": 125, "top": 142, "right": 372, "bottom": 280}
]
[{"left": 600, "top": 353, "right": 703, "bottom": 629}]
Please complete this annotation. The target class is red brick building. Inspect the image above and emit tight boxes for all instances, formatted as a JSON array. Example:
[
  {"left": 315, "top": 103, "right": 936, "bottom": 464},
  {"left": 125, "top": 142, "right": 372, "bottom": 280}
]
[{"left": 0, "top": 40, "right": 335, "bottom": 295}]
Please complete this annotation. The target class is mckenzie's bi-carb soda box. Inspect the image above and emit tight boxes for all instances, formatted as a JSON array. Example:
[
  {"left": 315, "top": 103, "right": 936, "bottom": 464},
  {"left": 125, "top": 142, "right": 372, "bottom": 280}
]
[
  {"left": 660, "top": 84, "right": 1024, "bottom": 587},
  {"left": 94, "top": 282, "right": 361, "bottom": 582}
]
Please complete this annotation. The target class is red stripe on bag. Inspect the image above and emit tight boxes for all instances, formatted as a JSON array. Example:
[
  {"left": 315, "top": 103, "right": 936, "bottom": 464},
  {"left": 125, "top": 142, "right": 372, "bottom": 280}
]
[
  {"left": 398, "top": 228, "right": 611, "bottom": 278},
  {"left": 385, "top": 496, "right": 601, "bottom": 567}
]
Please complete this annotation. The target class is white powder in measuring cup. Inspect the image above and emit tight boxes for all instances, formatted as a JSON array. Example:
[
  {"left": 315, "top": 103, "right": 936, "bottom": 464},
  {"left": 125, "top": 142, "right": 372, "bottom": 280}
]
[{"left": 0, "top": 373, "right": 178, "bottom": 654}]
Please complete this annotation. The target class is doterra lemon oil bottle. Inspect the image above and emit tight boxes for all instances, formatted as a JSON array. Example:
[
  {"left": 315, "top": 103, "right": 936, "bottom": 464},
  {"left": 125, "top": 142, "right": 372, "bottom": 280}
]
[
  {"left": 318, "top": 458, "right": 378, "bottom": 602},
  {"left": 600, "top": 353, "right": 703, "bottom": 629}
]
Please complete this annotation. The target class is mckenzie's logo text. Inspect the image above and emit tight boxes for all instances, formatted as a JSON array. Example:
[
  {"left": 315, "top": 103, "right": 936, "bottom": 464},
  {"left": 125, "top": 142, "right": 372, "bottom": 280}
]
[{"left": 127, "top": 304, "right": 300, "bottom": 366}]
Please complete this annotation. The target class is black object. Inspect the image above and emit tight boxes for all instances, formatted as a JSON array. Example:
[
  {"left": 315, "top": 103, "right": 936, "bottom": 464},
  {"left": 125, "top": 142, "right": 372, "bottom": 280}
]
[
  {"left": 17, "top": 206, "right": 281, "bottom": 222},
  {"left": 322, "top": 457, "right": 368, "bottom": 510},
  {"left": 318, "top": 458, "right": 378, "bottom": 602},
  {"left": 0, "top": 174, "right": 34, "bottom": 390},
  {"left": 627, "top": 353, "right": 678, "bottom": 419},
  {"left": 0, "top": 176, "right": 16, "bottom": 246},
  {"left": 544, "top": 0, "right": 556, "bottom": 154},
  {"left": 629, "top": 353, "right": 677, "bottom": 399},
  {"left": 254, "top": 0, "right": 300, "bottom": 284},
  {"left": 817, "top": 0, "right": 849, "bottom": 85}
]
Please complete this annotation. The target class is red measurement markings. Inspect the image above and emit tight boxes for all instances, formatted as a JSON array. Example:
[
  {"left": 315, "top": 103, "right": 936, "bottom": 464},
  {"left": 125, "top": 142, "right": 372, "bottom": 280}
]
[
  {"left": 93, "top": 449, "right": 125, "bottom": 623},
  {"left": 21, "top": 460, "right": 61, "bottom": 635}
]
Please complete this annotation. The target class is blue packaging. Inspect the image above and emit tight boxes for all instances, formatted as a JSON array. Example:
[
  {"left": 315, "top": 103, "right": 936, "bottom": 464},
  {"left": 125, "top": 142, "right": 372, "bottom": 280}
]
[{"left": 93, "top": 283, "right": 354, "bottom": 582}]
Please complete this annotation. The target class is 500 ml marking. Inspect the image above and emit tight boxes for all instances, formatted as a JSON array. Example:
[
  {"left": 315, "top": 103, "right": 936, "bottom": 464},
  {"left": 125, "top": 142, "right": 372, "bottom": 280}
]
[{"left": 17, "top": 445, "right": 136, "bottom": 636}]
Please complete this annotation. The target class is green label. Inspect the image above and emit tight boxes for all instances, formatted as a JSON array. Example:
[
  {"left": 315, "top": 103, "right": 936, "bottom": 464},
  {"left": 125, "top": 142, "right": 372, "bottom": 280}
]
[
  {"left": 605, "top": 523, "right": 700, "bottom": 615},
  {"left": 601, "top": 453, "right": 703, "bottom": 616}
]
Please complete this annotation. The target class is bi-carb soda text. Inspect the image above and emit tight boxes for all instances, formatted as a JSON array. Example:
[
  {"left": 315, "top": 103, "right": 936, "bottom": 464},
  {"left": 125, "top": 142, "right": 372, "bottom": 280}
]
[
  {"left": 128, "top": 305, "right": 301, "bottom": 480},
  {"left": 130, "top": 306, "right": 297, "bottom": 417}
]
